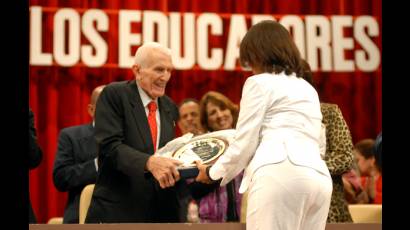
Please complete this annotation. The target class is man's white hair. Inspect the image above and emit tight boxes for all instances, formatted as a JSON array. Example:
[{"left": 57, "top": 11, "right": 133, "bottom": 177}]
[{"left": 133, "top": 41, "right": 172, "bottom": 66}]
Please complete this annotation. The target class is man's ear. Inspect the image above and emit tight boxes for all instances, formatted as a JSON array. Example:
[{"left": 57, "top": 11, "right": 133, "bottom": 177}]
[
  {"left": 87, "top": 104, "right": 94, "bottom": 118},
  {"left": 132, "top": 64, "right": 140, "bottom": 78}
]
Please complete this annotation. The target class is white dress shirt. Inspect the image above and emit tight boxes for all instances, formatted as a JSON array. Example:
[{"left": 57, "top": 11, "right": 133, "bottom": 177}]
[
  {"left": 136, "top": 83, "right": 161, "bottom": 151},
  {"left": 209, "top": 72, "right": 331, "bottom": 193}
]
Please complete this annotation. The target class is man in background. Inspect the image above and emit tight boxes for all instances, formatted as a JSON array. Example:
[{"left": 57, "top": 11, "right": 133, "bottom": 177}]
[
  {"left": 178, "top": 98, "right": 205, "bottom": 136},
  {"left": 177, "top": 98, "right": 205, "bottom": 222},
  {"left": 52, "top": 85, "right": 105, "bottom": 223}
]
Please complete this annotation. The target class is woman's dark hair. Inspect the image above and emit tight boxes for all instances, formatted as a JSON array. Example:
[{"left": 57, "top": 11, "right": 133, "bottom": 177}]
[
  {"left": 300, "top": 59, "right": 314, "bottom": 85},
  {"left": 240, "top": 20, "right": 304, "bottom": 77},
  {"left": 354, "top": 139, "right": 376, "bottom": 159},
  {"left": 199, "top": 91, "right": 239, "bottom": 131}
]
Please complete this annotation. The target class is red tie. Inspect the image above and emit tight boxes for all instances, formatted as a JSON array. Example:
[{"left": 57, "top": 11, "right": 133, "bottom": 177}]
[{"left": 147, "top": 101, "right": 158, "bottom": 152}]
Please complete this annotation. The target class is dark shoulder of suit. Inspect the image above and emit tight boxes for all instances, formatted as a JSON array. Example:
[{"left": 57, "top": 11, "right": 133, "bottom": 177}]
[
  {"left": 60, "top": 124, "right": 94, "bottom": 138},
  {"left": 160, "top": 95, "right": 179, "bottom": 121}
]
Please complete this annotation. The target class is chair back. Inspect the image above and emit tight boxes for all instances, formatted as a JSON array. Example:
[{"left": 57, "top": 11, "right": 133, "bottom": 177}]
[
  {"left": 79, "top": 184, "right": 95, "bottom": 224},
  {"left": 240, "top": 190, "right": 248, "bottom": 223},
  {"left": 348, "top": 204, "right": 382, "bottom": 223},
  {"left": 47, "top": 217, "right": 63, "bottom": 224}
]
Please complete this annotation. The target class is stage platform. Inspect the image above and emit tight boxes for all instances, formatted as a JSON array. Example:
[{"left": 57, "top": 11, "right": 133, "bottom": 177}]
[{"left": 30, "top": 223, "right": 381, "bottom": 230}]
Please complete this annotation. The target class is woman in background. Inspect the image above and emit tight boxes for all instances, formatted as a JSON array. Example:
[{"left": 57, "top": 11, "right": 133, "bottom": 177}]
[
  {"left": 354, "top": 138, "right": 382, "bottom": 204},
  {"left": 301, "top": 60, "right": 355, "bottom": 222},
  {"left": 189, "top": 91, "right": 242, "bottom": 223}
]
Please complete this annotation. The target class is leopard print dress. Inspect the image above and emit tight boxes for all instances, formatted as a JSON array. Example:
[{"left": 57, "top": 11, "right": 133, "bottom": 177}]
[{"left": 321, "top": 103, "right": 354, "bottom": 223}]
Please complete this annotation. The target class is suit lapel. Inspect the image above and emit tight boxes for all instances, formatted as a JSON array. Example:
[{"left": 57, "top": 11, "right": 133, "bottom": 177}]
[
  {"left": 128, "top": 80, "right": 154, "bottom": 154},
  {"left": 158, "top": 97, "right": 175, "bottom": 148}
]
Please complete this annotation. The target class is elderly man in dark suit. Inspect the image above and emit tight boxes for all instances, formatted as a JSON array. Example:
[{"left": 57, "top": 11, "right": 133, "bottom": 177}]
[
  {"left": 52, "top": 85, "right": 105, "bottom": 223},
  {"left": 85, "top": 42, "right": 186, "bottom": 223}
]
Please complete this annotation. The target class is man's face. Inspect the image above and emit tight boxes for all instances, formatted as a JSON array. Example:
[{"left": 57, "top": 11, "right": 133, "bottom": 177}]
[
  {"left": 178, "top": 101, "right": 203, "bottom": 135},
  {"left": 133, "top": 51, "right": 173, "bottom": 99}
]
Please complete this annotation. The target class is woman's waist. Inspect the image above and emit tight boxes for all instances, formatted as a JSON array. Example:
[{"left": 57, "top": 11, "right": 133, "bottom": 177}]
[{"left": 260, "top": 129, "right": 319, "bottom": 145}]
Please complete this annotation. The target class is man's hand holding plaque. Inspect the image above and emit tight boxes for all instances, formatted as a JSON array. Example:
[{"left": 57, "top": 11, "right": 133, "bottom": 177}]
[{"left": 146, "top": 156, "right": 183, "bottom": 188}]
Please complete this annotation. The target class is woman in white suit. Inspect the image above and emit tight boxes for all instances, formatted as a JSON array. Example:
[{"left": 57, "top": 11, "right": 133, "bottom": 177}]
[{"left": 195, "top": 20, "right": 332, "bottom": 230}]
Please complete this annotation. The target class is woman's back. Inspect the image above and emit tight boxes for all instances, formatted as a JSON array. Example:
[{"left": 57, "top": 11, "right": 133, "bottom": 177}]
[
  {"left": 253, "top": 72, "right": 322, "bottom": 140},
  {"left": 237, "top": 72, "right": 330, "bottom": 193}
]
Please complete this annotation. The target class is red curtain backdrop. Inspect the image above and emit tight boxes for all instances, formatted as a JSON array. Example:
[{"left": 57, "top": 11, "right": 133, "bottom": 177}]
[{"left": 29, "top": 0, "right": 381, "bottom": 223}]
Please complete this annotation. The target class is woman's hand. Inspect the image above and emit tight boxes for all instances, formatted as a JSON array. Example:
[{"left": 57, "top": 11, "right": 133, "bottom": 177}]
[{"left": 195, "top": 161, "right": 213, "bottom": 184}]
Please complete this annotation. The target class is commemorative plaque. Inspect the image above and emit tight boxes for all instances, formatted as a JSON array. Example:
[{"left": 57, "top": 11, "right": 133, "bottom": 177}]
[
  {"left": 153, "top": 129, "right": 235, "bottom": 179},
  {"left": 173, "top": 136, "right": 229, "bottom": 178}
]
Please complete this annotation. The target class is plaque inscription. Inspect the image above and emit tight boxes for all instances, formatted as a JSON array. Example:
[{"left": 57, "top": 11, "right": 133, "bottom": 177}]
[{"left": 172, "top": 137, "right": 228, "bottom": 167}]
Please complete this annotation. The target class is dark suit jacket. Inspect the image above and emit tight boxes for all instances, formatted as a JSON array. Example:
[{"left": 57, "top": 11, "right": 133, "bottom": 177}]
[
  {"left": 85, "top": 80, "right": 186, "bottom": 223},
  {"left": 53, "top": 123, "right": 98, "bottom": 223},
  {"left": 29, "top": 108, "right": 42, "bottom": 224}
]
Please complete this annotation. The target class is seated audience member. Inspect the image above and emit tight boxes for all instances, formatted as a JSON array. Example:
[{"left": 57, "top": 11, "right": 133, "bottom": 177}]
[
  {"left": 354, "top": 138, "right": 382, "bottom": 204},
  {"left": 29, "top": 108, "right": 43, "bottom": 224},
  {"left": 189, "top": 91, "right": 242, "bottom": 223},
  {"left": 178, "top": 98, "right": 205, "bottom": 136},
  {"left": 302, "top": 60, "right": 354, "bottom": 222},
  {"left": 52, "top": 85, "right": 105, "bottom": 223},
  {"left": 177, "top": 98, "right": 206, "bottom": 222}
]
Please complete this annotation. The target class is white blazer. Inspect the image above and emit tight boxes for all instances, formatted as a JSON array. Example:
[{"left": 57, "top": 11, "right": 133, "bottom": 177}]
[{"left": 209, "top": 72, "right": 331, "bottom": 193}]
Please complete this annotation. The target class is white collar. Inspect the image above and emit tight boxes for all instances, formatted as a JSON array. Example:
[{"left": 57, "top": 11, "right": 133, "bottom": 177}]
[{"left": 136, "top": 82, "right": 158, "bottom": 107}]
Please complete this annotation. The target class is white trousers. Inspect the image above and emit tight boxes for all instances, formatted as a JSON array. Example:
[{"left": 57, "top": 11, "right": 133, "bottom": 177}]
[{"left": 246, "top": 158, "right": 332, "bottom": 230}]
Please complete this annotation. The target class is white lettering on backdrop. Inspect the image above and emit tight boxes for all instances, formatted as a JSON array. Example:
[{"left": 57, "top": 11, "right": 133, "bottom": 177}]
[{"left": 29, "top": 6, "right": 381, "bottom": 72}]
